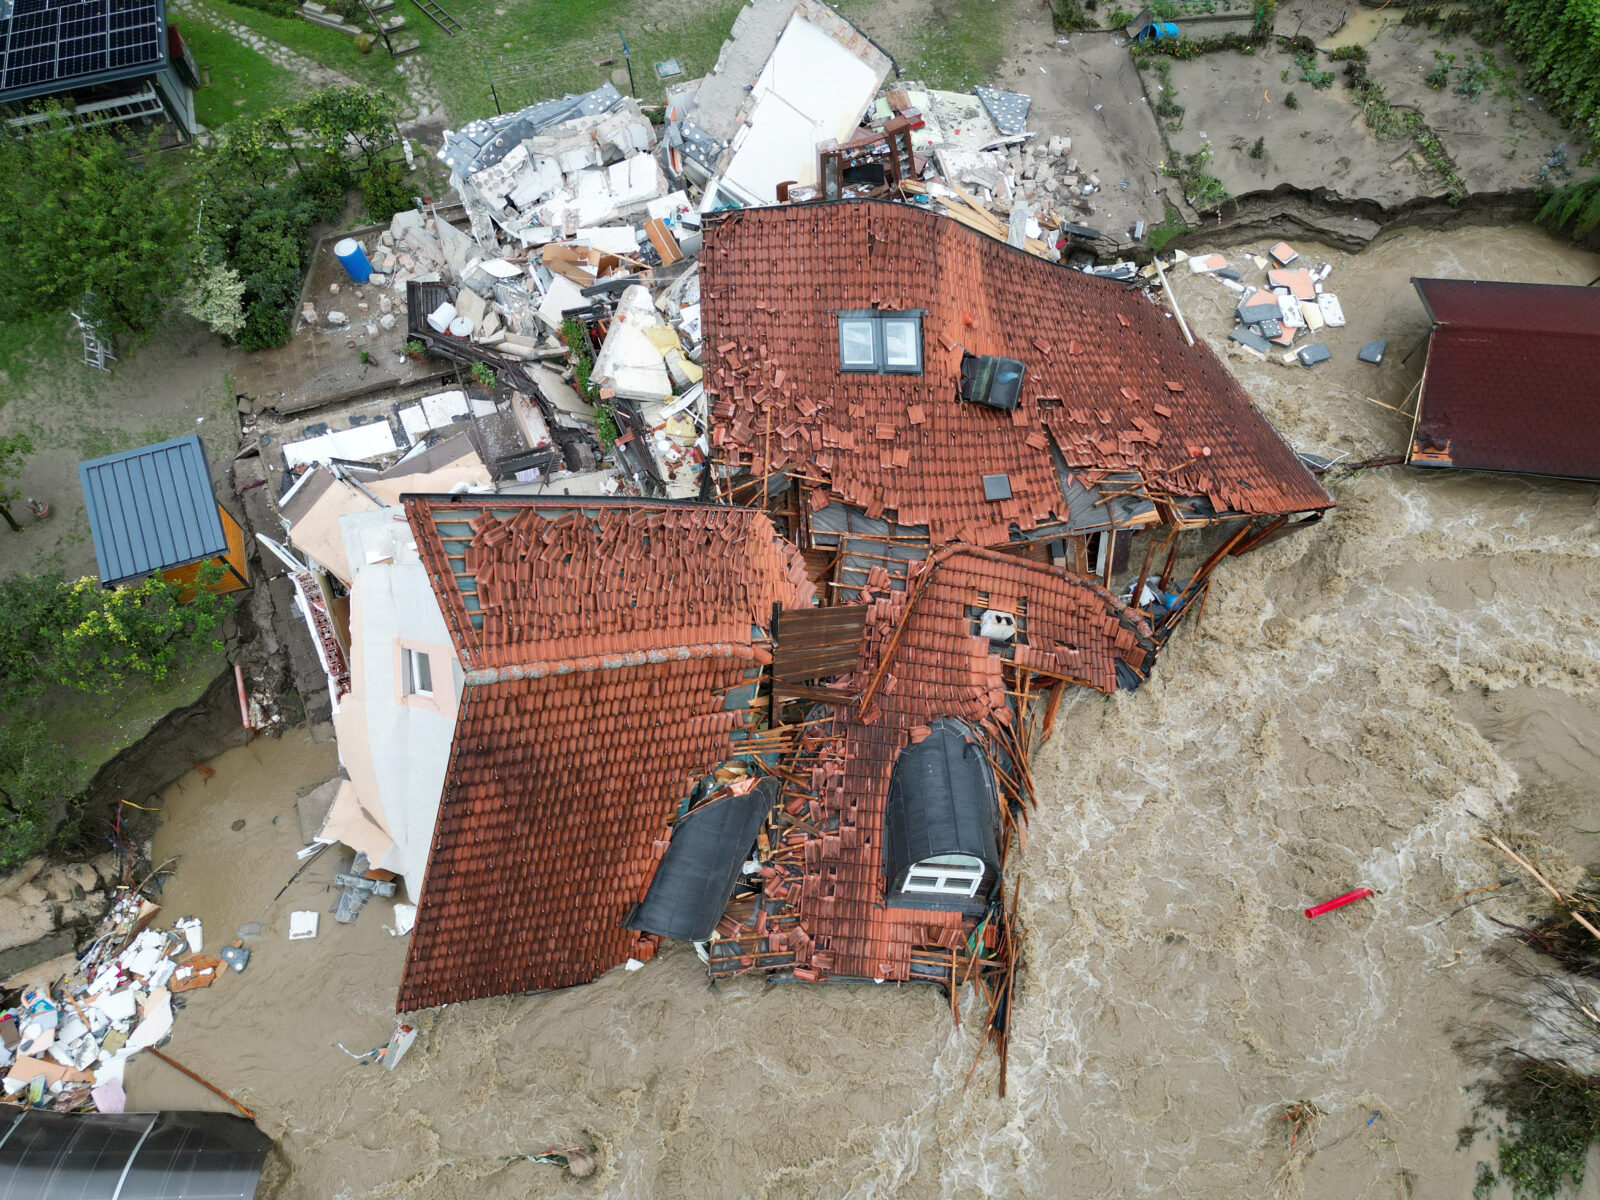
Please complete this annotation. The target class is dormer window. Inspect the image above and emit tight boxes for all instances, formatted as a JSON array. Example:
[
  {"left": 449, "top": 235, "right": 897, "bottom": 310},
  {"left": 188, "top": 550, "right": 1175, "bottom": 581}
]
[{"left": 837, "top": 310, "right": 923, "bottom": 375}]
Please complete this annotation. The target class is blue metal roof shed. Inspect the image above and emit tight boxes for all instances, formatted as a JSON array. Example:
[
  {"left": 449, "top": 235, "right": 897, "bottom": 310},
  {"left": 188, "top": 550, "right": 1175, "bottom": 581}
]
[{"left": 78, "top": 435, "right": 237, "bottom": 587}]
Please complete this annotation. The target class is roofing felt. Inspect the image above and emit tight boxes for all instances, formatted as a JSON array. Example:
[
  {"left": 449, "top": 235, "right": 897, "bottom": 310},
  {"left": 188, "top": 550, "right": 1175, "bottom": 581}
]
[
  {"left": 1410, "top": 278, "right": 1600, "bottom": 481},
  {"left": 625, "top": 777, "right": 776, "bottom": 942},
  {"left": 0, "top": 0, "right": 168, "bottom": 105},
  {"left": 700, "top": 201, "right": 1332, "bottom": 543},
  {"left": 78, "top": 434, "right": 228, "bottom": 585},
  {"left": 397, "top": 497, "right": 814, "bottom": 1010},
  {"left": 882, "top": 718, "right": 1000, "bottom": 895},
  {"left": 770, "top": 548, "right": 1153, "bottom": 981}
]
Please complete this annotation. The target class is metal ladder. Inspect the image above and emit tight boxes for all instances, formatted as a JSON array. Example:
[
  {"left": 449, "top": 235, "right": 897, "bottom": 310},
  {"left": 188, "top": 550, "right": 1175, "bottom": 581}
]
[
  {"left": 71, "top": 302, "right": 116, "bottom": 372},
  {"left": 408, "top": 0, "right": 461, "bottom": 35}
]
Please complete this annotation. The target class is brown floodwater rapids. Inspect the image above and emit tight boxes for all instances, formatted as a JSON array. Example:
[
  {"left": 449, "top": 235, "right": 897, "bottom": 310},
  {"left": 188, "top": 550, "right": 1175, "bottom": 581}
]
[{"left": 129, "top": 223, "right": 1600, "bottom": 1199}]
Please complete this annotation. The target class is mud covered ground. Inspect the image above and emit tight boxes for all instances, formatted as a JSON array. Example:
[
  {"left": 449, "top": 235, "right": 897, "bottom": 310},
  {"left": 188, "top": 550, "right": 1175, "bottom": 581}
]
[{"left": 125, "top": 222, "right": 1600, "bottom": 1198}]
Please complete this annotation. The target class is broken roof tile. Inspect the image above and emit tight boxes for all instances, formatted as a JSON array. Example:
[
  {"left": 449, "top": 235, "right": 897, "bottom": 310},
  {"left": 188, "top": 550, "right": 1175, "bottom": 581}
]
[{"left": 698, "top": 202, "right": 1328, "bottom": 537}]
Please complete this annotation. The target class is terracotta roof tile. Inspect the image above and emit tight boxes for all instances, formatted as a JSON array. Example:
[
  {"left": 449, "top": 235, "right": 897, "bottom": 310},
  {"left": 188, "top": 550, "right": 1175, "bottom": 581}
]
[
  {"left": 397, "top": 498, "right": 814, "bottom": 1011},
  {"left": 768, "top": 547, "right": 1152, "bottom": 982},
  {"left": 701, "top": 201, "right": 1330, "bottom": 537}
]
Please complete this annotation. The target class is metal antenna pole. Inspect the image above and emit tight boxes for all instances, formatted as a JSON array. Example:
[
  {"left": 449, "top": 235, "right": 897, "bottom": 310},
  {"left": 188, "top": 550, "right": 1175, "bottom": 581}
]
[
  {"left": 618, "top": 29, "right": 635, "bottom": 97},
  {"left": 482, "top": 54, "right": 502, "bottom": 114}
]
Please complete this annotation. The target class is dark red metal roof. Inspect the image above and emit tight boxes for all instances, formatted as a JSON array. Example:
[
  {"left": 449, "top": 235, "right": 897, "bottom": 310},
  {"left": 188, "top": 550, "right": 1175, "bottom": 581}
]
[
  {"left": 700, "top": 200, "right": 1332, "bottom": 542},
  {"left": 1410, "top": 278, "right": 1600, "bottom": 481}
]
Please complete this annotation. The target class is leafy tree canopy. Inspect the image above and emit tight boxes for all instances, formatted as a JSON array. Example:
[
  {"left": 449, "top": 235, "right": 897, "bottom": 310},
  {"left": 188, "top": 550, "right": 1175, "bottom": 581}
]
[{"left": 0, "top": 112, "right": 188, "bottom": 341}]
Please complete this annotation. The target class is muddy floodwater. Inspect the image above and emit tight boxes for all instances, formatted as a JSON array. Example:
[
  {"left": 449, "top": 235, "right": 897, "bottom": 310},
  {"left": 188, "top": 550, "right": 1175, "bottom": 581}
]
[{"left": 130, "top": 223, "right": 1600, "bottom": 1198}]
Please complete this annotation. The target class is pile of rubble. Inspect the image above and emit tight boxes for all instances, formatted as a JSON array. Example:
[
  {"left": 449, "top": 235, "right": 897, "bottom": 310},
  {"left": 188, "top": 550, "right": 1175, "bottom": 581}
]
[
  {"left": 1168, "top": 241, "right": 1384, "bottom": 369},
  {"left": 271, "top": 0, "right": 1135, "bottom": 504},
  {"left": 0, "top": 885, "right": 245, "bottom": 1115}
]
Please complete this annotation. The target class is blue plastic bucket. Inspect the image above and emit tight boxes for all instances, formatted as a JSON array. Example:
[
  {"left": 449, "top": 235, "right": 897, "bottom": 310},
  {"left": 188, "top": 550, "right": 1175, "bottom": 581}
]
[{"left": 334, "top": 238, "right": 373, "bottom": 283}]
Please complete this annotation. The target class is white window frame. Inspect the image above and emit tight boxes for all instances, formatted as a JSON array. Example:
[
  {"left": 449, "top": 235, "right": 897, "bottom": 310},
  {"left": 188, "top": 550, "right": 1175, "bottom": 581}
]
[
  {"left": 401, "top": 647, "right": 434, "bottom": 698},
  {"left": 836, "top": 310, "right": 923, "bottom": 375},
  {"left": 900, "top": 854, "right": 984, "bottom": 899}
]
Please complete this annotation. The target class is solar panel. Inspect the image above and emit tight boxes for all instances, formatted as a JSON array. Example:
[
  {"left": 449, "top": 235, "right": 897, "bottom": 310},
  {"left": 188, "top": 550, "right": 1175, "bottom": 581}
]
[{"left": 0, "top": 0, "right": 164, "bottom": 101}]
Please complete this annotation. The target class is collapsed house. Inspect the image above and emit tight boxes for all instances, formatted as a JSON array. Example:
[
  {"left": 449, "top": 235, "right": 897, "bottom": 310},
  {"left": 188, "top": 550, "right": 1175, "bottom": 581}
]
[
  {"left": 662, "top": 0, "right": 892, "bottom": 205},
  {"left": 258, "top": 4, "right": 1338, "bottom": 1062},
  {"left": 395, "top": 497, "right": 815, "bottom": 1007},
  {"left": 1406, "top": 277, "right": 1600, "bottom": 482},
  {"left": 699, "top": 200, "right": 1334, "bottom": 610}
]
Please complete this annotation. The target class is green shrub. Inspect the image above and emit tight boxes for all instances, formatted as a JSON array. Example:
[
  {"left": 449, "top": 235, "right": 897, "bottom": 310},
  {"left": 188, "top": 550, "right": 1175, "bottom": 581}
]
[
  {"left": 0, "top": 720, "right": 73, "bottom": 872},
  {"left": 1329, "top": 44, "right": 1367, "bottom": 62},
  {"left": 1470, "top": 1058, "right": 1600, "bottom": 1200},
  {"left": 1455, "top": 62, "right": 1487, "bottom": 103},
  {"left": 1499, "top": 0, "right": 1600, "bottom": 152},
  {"left": 1538, "top": 176, "right": 1600, "bottom": 239},
  {"left": 1248, "top": 136, "right": 1265, "bottom": 159},
  {"left": 1284, "top": 90, "right": 1300, "bottom": 109},
  {"left": 360, "top": 161, "right": 414, "bottom": 222}
]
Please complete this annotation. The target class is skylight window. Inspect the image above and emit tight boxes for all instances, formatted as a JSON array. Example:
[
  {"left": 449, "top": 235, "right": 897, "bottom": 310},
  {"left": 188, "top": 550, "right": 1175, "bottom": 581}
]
[{"left": 836, "top": 310, "right": 923, "bottom": 375}]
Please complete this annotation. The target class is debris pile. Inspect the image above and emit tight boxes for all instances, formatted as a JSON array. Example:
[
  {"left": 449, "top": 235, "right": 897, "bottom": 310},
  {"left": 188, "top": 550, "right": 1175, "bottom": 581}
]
[
  {"left": 0, "top": 885, "right": 242, "bottom": 1116},
  {"left": 1163, "top": 241, "right": 1360, "bottom": 369}
]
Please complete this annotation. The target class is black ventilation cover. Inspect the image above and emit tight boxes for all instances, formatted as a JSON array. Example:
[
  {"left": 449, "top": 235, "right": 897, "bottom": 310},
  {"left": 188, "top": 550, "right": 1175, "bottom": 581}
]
[{"left": 959, "top": 353, "right": 1026, "bottom": 410}]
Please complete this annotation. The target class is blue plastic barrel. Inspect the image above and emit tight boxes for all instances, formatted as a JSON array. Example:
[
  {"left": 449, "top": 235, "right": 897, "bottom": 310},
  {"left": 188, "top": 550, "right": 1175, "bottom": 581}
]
[{"left": 334, "top": 238, "right": 373, "bottom": 283}]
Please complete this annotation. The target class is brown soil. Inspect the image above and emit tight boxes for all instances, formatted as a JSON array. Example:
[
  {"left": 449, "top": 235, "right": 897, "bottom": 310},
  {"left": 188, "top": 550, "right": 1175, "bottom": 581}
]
[{"left": 0, "top": 313, "right": 238, "bottom": 580}]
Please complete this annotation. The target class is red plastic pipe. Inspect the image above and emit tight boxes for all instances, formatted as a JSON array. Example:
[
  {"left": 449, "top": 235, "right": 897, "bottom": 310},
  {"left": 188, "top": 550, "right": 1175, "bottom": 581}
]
[{"left": 1305, "top": 888, "right": 1374, "bottom": 919}]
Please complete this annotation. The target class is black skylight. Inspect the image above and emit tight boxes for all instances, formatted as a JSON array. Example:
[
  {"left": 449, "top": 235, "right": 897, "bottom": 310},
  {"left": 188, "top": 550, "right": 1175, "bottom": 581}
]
[{"left": 0, "top": 0, "right": 166, "bottom": 102}]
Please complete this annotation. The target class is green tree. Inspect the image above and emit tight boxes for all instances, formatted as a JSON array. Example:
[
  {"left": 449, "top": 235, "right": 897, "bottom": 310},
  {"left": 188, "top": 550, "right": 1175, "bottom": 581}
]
[
  {"left": 300, "top": 85, "right": 402, "bottom": 172},
  {"left": 0, "top": 719, "right": 75, "bottom": 870},
  {"left": 179, "top": 258, "right": 248, "bottom": 340},
  {"left": 0, "top": 569, "right": 230, "bottom": 696},
  {"left": 0, "top": 433, "right": 34, "bottom": 533},
  {"left": 0, "top": 110, "right": 188, "bottom": 341}
]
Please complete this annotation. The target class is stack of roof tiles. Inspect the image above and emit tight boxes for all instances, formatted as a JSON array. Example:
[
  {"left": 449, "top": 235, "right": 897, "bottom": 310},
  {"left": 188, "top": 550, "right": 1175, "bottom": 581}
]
[
  {"left": 398, "top": 498, "right": 814, "bottom": 1010},
  {"left": 700, "top": 200, "right": 1331, "bottom": 543},
  {"left": 770, "top": 547, "right": 1152, "bottom": 981},
  {"left": 1410, "top": 277, "right": 1600, "bottom": 482}
]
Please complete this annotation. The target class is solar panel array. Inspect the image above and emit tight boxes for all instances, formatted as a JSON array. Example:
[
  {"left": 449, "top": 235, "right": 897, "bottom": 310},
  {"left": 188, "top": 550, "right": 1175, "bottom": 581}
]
[{"left": 0, "top": 0, "right": 164, "bottom": 98}]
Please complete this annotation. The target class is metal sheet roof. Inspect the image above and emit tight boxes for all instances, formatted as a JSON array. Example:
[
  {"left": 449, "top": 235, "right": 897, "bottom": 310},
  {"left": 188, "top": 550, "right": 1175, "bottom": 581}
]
[
  {"left": 1410, "top": 278, "right": 1600, "bottom": 482},
  {"left": 0, "top": 1109, "right": 272, "bottom": 1200},
  {"left": 78, "top": 434, "right": 228, "bottom": 585}
]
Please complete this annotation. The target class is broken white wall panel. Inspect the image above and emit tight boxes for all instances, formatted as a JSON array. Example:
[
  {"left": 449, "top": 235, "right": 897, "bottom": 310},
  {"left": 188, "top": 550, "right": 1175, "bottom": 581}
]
[
  {"left": 719, "top": 13, "right": 887, "bottom": 204},
  {"left": 282, "top": 422, "right": 400, "bottom": 470}
]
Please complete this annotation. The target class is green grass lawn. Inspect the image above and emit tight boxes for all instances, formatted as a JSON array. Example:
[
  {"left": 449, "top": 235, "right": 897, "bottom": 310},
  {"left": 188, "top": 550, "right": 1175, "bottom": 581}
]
[
  {"left": 413, "top": 0, "right": 749, "bottom": 126},
  {"left": 834, "top": 0, "right": 1014, "bottom": 92},
  {"left": 181, "top": 0, "right": 403, "bottom": 96},
  {"left": 180, "top": 18, "right": 303, "bottom": 129}
]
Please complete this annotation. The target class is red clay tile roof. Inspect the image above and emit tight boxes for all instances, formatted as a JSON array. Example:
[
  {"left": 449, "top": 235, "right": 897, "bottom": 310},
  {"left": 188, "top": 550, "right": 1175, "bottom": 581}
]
[
  {"left": 767, "top": 547, "right": 1152, "bottom": 981},
  {"left": 1410, "top": 278, "right": 1600, "bottom": 482},
  {"left": 700, "top": 201, "right": 1331, "bottom": 541},
  {"left": 397, "top": 497, "right": 814, "bottom": 1010}
]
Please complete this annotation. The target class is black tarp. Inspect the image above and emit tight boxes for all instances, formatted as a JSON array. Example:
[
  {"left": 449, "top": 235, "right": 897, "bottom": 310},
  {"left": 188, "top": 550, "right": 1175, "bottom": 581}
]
[
  {"left": 625, "top": 779, "right": 776, "bottom": 943},
  {"left": 883, "top": 719, "right": 1001, "bottom": 911},
  {"left": 0, "top": 1109, "right": 272, "bottom": 1200}
]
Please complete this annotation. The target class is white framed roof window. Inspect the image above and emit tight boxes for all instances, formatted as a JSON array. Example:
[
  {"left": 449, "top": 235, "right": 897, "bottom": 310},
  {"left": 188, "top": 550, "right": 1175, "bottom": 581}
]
[
  {"left": 837, "top": 310, "right": 923, "bottom": 375},
  {"left": 900, "top": 853, "right": 985, "bottom": 898}
]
